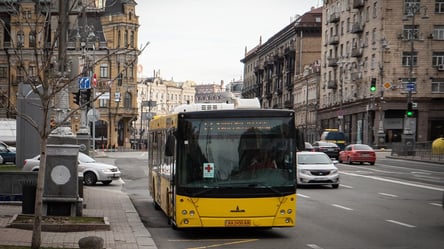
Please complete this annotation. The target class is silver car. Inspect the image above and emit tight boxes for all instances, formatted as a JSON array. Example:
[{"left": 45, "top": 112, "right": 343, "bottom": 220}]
[
  {"left": 296, "top": 151, "right": 340, "bottom": 189},
  {"left": 23, "top": 152, "right": 121, "bottom": 186}
]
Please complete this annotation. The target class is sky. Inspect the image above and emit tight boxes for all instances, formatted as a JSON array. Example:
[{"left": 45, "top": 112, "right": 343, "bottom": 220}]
[{"left": 136, "top": 0, "right": 322, "bottom": 84}]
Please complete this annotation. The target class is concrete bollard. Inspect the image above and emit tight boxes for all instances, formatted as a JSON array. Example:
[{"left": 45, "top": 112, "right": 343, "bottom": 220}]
[{"left": 78, "top": 236, "right": 104, "bottom": 249}]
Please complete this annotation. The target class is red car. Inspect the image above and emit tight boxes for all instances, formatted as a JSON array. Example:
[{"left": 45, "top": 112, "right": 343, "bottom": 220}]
[{"left": 338, "top": 144, "right": 376, "bottom": 165}]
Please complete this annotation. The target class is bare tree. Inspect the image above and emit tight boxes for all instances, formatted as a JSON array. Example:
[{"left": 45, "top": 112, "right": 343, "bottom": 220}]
[{"left": 0, "top": 1, "right": 148, "bottom": 248}]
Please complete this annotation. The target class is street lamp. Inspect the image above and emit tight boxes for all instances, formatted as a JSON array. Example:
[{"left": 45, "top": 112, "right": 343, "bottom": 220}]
[{"left": 402, "top": 3, "right": 428, "bottom": 147}]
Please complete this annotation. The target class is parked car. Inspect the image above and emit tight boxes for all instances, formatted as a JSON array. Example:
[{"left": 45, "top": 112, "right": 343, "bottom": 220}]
[
  {"left": 23, "top": 152, "right": 121, "bottom": 185},
  {"left": 338, "top": 144, "right": 376, "bottom": 165},
  {"left": 0, "top": 155, "right": 3, "bottom": 164},
  {"left": 303, "top": 142, "right": 315, "bottom": 151},
  {"left": 296, "top": 151, "right": 339, "bottom": 189},
  {"left": 312, "top": 141, "right": 340, "bottom": 159},
  {"left": 0, "top": 141, "right": 16, "bottom": 164}
]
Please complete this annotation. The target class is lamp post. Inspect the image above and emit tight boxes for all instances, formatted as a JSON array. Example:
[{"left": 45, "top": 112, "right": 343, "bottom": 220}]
[
  {"left": 376, "top": 38, "right": 388, "bottom": 148},
  {"left": 402, "top": 3, "right": 428, "bottom": 148}
]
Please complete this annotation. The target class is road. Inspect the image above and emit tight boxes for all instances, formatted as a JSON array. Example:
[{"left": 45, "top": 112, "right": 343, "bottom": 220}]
[{"left": 99, "top": 151, "right": 444, "bottom": 249}]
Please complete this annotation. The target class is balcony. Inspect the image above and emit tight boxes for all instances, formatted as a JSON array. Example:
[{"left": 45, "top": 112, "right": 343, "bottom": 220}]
[
  {"left": 351, "top": 23, "right": 364, "bottom": 33},
  {"left": 327, "top": 57, "right": 338, "bottom": 67},
  {"left": 327, "top": 80, "right": 338, "bottom": 89},
  {"left": 329, "top": 12, "right": 340, "bottom": 23},
  {"left": 353, "top": 0, "right": 365, "bottom": 9},
  {"left": 328, "top": 35, "right": 340, "bottom": 45},
  {"left": 351, "top": 47, "right": 363, "bottom": 57}
]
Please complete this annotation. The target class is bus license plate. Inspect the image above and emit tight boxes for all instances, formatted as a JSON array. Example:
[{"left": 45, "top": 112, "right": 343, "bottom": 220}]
[{"left": 225, "top": 220, "right": 251, "bottom": 227}]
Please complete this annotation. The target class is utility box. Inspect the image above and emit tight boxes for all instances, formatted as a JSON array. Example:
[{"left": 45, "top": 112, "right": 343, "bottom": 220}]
[{"left": 43, "top": 144, "right": 82, "bottom": 216}]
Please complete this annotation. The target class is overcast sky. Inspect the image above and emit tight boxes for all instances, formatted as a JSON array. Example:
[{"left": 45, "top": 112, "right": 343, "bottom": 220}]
[{"left": 136, "top": 0, "right": 321, "bottom": 84}]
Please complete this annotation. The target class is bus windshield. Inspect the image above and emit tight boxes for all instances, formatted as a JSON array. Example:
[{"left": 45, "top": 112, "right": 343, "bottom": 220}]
[{"left": 176, "top": 116, "right": 296, "bottom": 195}]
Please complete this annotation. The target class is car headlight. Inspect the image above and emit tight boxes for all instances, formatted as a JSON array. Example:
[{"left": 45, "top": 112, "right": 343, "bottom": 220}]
[
  {"left": 300, "top": 169, "right": 311, "bottom": 175},
  {"left": 330, "top": 169, "right": 338, "bottom": 174},
  {"left": 101, "top": 168, "right": 113, "bottom": 173}
]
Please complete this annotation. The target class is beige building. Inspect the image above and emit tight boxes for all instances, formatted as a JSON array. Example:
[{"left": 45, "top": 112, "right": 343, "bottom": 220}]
[
  {"left": 241, "top": 7, "right": 323, "bottom": 142},
  {"left": 321, "top": 0, "right": 444, "bottom": 146},
  {"left": 0, "top": 0, "right": 140, "bottom": 149},
  {"left": 135, "top": 75, "right": 196, "bottom": 146}
]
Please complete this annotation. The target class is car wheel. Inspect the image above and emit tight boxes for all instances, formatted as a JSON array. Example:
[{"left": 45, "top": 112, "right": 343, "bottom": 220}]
[
  {"left": 83, "top": 172, "right": 97, "bottom": 186},
  {"left": 370, "top": 162, "right": 375, "bottom": 165},
  {"left": 332, "top": 184, "right": 339, "bottom": 189},
  {"left": 102, "top": 180, "right": 112, "bottom": 185}
]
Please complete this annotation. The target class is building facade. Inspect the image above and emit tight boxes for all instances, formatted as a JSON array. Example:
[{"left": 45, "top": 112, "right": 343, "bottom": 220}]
[
  {"left": 321, "top": 0, "right": 444, "bottom": 146},
  {"left": 241, "top": 7, "right": 323, "bottom": 142},
  {"left": 0, "top": 0, "right": 140, "bottom": 149}
]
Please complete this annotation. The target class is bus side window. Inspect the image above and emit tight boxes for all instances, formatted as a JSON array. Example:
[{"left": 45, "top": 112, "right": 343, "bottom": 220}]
[{"left": 165, "top": 134, "right": 175, "bottom": 156}]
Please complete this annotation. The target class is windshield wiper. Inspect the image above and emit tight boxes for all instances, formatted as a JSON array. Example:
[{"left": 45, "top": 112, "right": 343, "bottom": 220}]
[{"left": 248, "top": 182, "right": 284, "bottom": 195}]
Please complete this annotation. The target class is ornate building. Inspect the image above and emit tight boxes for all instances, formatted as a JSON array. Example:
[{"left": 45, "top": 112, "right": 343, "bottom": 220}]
[{"left": 0, "top": 0, "right": 140, "bottom": 149}]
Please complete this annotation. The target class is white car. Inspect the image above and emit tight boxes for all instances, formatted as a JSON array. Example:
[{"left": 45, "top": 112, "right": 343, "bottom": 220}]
[
  {"left": 23, "top": 152, "right": 121, "bottom": 186},
  {"left": 296, "top": 151, "right": 340, "bottom": 189}
]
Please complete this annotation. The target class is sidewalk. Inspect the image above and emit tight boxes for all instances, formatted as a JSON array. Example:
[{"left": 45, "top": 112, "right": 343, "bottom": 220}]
[{"left": 0, "top": 185, "right": 158, "bottom": 249}]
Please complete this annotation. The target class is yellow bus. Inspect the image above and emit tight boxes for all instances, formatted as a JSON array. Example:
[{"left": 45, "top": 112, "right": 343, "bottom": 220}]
[{"left": 148, "top": 101, "right": 304, "bottom": 229}]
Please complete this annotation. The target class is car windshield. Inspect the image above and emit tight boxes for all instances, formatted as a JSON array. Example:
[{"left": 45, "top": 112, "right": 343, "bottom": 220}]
[
  {"left": 354, "top": 144, "right": 373, "bottom": 151},
  {"left": 78, "top": 152, "right": 96, "bottom": 163},
  {"left": 298, "top": 154, "right": 331, "bottom": 164}
]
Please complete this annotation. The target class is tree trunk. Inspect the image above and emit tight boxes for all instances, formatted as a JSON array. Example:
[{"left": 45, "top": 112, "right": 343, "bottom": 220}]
[{"left": 31, "top": 125, "right": 48, "bottom": 248}]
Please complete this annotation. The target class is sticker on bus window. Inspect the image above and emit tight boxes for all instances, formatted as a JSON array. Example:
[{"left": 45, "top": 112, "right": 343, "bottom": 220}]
[{"left": 203, "top": 163, "right": 215, "bottom": 178}]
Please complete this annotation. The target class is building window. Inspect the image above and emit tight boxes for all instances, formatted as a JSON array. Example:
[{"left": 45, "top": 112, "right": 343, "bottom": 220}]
[
  {"left": 117, "top": 30, "right": 121, "bottom": 48},
  {"left": 17, "top": 31, "right": 24, "bottom": 47},
  {"left": 436, "top": 0, "right": 444, "bottom": 13},
  {"left": 432, "top": 78, "right": 444, "bottom": 93},
  {"left": 124, "top": 92, "right": 132, "bottom": 108},
  {"left": 373, "top": 2, "right": 378, "bottom": 18},
  {"left": 100, "top": 64, "right": 109, "bottom": 78},
  {"left": 0, "top": 66, "right": 7, "bottom": 79},
  {"left": 29, "top": 31, "right": 36, "bottom": 47},
  {"left": 124, "top": 30, "right": 128, "bottom": 47},
  {"left": 130, "top": 31, "right": 134, "bottom": 48},
  {"left": 432, "top": 52, "right": 444, "bottom": 66},
  {"left": 403, "top": 25, "right": 419, "bottom": 40},
  {"left": 99, "top": 98, "right": 109, "bottom": 108},
  {"left": 372, "top": 28, "right": 377, "bottom": 44},
  {"left": 433, "top": 25, "right": 444, "bottom": 40},
  {"left": 402, "top": 51, "right": 418, "bottom": 66},
  {"left": 404, "top": 0, "right": 420, "bottom": 15}
]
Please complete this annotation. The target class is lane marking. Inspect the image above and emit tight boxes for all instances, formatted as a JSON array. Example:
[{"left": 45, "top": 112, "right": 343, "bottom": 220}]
[
  {"left": 386, "top": 219, "right": 416, "bottom": 228},
  {"left": 332, "top": 204, "right": 353, "bottom": 211},
  {"left": 340, "top": 184, "right": 353, "bottom": 189},
  {"left": 411, "top": 171, "right": 431, "bottom": 175},
  {"left": 429, "top": 202, "right": 443, "bottom": 208},
  {"left": 187, "top": 239, "right": 258, "bottom": 249},
  {"left": 378, "top": 192, "right": 398, "bottom": 198},
  {"left": 307, "top": 244, "right": 324, "bottom": 249},
  {"left": 297, "top": 193, "right": 311, "bottom": 198},
  {"left": 341, "top": 172, "right": 444, "bottom": 192}
]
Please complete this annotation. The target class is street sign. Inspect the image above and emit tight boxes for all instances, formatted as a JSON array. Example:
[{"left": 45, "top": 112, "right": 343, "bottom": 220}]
[
  {"left": 87, "top": 109, "right": 100, "bottom": 122},
  {"left": 79, "top": 77, "right": 91, "bottom": 89},
  {"left": 383, "top": 82, "right": 392, "bottom": 89},
  {"left": 406, "top": 82, "right": 415, "bottom": 91}
]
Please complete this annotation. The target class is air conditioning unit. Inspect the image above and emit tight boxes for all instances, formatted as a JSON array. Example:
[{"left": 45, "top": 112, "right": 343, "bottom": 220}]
[{"left": 438, "top": 64, "right": 444, "bottom": 71}]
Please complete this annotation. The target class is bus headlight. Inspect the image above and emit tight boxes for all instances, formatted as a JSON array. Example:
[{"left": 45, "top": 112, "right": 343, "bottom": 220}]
[
  {"left": 280, "top": 209, "right": 285, "bottom": 215},
  {"left": 287, "top": 209, "right": 293, "bottom": 214},
  {"left": 181, "top": 210, "right": 187, "bottom": 215},
  {"left": 189, "top": 210, "right": 195, "bottom": 216}
]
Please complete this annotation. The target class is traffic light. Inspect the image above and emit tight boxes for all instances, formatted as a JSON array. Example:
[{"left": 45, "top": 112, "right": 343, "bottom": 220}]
[
  {"left": 80, "top": 89, "right": 92, "bottom": 108},
  {"left": 370, "top": 78, "right": 376, "bottom": 92},
  {"left": 406, "top": 102, "right": 413, "bottom": 117},
  {"left": 73, "top": 90, "right": 80, "bottom": 106}
]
